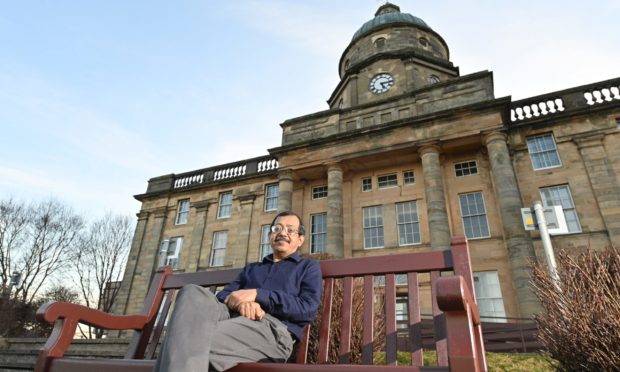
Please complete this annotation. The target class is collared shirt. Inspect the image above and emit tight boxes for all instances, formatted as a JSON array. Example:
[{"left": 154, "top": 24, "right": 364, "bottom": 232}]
[{"left": 216, "top": 251, "right": 322, "bottom": 341}]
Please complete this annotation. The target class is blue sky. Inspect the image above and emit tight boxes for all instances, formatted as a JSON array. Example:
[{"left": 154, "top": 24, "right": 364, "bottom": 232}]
[{"left": 1, "top": 1, "right": 619, "bottom": 219}]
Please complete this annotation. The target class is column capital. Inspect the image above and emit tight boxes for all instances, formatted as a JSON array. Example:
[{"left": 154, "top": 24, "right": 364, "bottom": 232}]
[
  {"left": 327, "top": 162, "right": 344, "bottom": 173},
  {"left": 191, "top": 199, "right": 214, "bottom": 212},
  {"left": 278, "top": 169, "right": 295, "bottom": 181},
  {"left": 418, "top": 143, "right": 441, "bottom": 157},
  {"left": 237, "top": 194, "right": 256, "bottom": 204},
  {"left": 136, "top": 210, "right": 150, "bottom": 221},
  {"left": 149, "top": 207, "right": 168, "bottom": 219},
  {"left": 483, "top": 131, "right": 508, "bottom": 146},
  {"left": 573, "top": 133, "right": 605, "bottom": 149}
]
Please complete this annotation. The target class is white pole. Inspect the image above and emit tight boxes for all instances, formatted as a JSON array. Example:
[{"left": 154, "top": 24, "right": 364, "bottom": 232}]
[{"left": 533, "top": 201, "right": 560, "bottom": 288}]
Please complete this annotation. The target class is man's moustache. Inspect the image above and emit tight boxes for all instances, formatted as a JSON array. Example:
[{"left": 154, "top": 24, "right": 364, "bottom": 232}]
[{"left": 275, "top": 237, "right": 289, "bottom": 242}]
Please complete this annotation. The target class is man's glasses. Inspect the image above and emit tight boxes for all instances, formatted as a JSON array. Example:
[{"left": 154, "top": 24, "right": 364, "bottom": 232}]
[{"left": 270, "top": 225, "right": 299, "bottom": 235}]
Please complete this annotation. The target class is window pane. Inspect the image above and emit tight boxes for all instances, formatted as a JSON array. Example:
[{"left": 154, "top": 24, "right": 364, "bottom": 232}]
[
  {"left": 265, "top": 184, "right": 279, "bottom": 211},
  {"left": 312, "top": 186, "right": 328, "bottom": 199},
  {"left": 164, "top": 237, "right": 183, "bottom": 270},
  {"left": 259, "top": 225, "right": 271, "bottom": 260},
  {"left": 211, "top": 231, "right": 228, "bottom": 266},
  {"left": 473, "top": 271, "right": 506, "bottom": 322},
  {"left": 403, "top": 171, "right": 415, "bottom": 185},
  {"left": 459, "top": 192, "right": 490, "bottom": 239},
  {"left": 378, "top": 174, "right": 398, "bottom": 189},
  {"left": 175, "top": 199, "right": 190, "bottom": 225},
  {"left": 540, "top": 185, "right": 581, "bottom": 233},
  {"left": 455, "top": 161, "right": 478, "bottom": 177},
  {"left": 396, "top": 201, "right": 420, "bottom": 245},
  {"left": 362, "top": 178, "right": 372, "bottom": 192},
  {"left": 363, "top": 206, "right": 384, "bottom": 248},
  {"left": 311, "top": 213, "right": 327, "bottom": 253},
  {"left": 218, "top": 192, "right": 233, "bottom": 218},
  {"left": 527, "top": 133, "right": 561, "bottom": 170}
]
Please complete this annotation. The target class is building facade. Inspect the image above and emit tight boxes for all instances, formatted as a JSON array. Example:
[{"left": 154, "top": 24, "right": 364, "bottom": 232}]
[{"left": 114, "top": 4, "right": 620, "bottom": 322}]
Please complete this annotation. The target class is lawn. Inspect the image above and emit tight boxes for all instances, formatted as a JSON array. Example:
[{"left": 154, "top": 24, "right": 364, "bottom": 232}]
[{"left": 373, "top": 351, "right": 554, "bottom": 371}]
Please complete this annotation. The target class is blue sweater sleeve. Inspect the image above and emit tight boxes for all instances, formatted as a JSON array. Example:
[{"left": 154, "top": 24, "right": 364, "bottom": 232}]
[
  {"left": 215, "top": 269, "right": 247, "bottom": 303},
  {"left": 255, "top": 260, "right": 322, "bottom": 323}
]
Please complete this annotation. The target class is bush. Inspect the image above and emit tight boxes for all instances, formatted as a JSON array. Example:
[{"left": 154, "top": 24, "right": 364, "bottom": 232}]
[{"left": 531, "top": 246, "right": 620, "bottom": 371}]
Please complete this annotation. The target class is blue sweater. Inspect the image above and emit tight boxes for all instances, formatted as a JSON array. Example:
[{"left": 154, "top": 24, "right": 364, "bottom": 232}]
[{"left": 216, "top": 252, "right": 322, "bottom": 340}]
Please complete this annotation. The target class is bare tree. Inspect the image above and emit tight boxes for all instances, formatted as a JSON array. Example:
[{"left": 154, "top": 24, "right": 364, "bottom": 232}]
[
  {"left": 0, "top": 198, "right": 30, "bottom": 292},
  {"left": 1, "top": 198, "right": 83, "bottom": 304},
  {"left": 73, "top": 213, "right": 133, "bottom": 338},
  {"left": 14, "top": 199, "right": 84, "bottom": 304}
]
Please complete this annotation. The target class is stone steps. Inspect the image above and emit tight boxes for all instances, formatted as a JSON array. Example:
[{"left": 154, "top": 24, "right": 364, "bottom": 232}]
[{"left": 0, "top": 337, "right": 131, "bottom": 372}]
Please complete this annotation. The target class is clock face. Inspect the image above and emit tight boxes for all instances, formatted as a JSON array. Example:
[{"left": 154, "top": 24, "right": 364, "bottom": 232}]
[{"left": 369, "top": 73, "right": 394, "bottom": 94}]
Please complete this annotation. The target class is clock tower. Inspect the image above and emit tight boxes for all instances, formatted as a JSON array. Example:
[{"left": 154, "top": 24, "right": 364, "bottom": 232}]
[{"left": 328, "top": 3, "right": 459, "bottom": 109}]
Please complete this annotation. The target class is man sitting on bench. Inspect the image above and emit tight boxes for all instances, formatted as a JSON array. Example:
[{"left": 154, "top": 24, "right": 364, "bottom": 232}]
[{"left": 155, "top": 211, "right": 323, "bottom": 372}]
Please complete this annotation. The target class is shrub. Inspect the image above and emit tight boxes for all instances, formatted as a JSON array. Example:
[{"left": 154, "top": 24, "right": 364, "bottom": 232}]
[{"left": 531, "top": 246, "right": 620, "bottom": 371}]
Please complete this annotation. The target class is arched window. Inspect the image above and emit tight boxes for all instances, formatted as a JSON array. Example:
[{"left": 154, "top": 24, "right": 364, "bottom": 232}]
[{"left": 429, "top": 75, "right": 440, "bottom": 84}]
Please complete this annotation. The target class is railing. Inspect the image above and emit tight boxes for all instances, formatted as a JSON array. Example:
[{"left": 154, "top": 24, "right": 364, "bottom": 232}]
[
  {"left": 172, "top": 156, "right": 278, "bottom": 190},
  {"left": 511, "top": 77, "right": 620, "bottom": 123},
  {"left": 397, "top": 316, "right": 542, "bottom": 353}
]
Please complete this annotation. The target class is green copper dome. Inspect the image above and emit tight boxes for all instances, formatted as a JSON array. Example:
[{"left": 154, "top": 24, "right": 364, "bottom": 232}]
[{"left": 351, "top": 3, "right": 431, "bottom": 44}]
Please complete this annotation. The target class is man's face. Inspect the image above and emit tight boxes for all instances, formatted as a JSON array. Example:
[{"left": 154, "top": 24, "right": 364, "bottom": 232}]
[{"left": 269, "top": 215, "right": 305, "bottom": 261}]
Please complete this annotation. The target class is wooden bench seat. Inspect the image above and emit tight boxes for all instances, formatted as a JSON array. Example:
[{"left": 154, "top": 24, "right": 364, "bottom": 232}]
[{"left": 35, "top": 236, "right": 486, "bottom": 372}]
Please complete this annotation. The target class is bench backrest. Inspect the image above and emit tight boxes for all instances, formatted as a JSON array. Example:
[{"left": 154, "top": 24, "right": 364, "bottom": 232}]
[{"left": 128, "top": 236, "right": 476, "bottom": 367}]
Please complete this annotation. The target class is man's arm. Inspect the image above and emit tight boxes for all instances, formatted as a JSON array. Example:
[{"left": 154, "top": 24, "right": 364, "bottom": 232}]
[{"left": 255, "top": 260, "right": 322, "bottom": 323}]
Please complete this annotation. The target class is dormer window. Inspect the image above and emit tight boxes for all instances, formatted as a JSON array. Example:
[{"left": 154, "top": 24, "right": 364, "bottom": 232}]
[
  {"left": 419, "top": 37, "right": 429, "bottom": 48},
  {"left": 374, "top": 37, "right": 386, "bottom": 48}
]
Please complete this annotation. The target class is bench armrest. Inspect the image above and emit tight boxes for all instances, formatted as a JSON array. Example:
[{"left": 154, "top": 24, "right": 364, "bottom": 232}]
[
  {"left": 37, "top": 301, "right": 149, "bottom": 331},
  {"left": 436, "top": 275, "right": 487, "bottom": 372},
  {"left": 436, "top": 275, "right": 480, "bottom": 325}
]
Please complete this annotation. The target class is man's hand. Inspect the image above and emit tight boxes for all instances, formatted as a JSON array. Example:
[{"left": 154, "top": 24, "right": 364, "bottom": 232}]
[
  {"left": 224, "top": 289, "right": 258, "bottom": 310},
  {"left": 237, "top": 302, "right": 265, "bottom": 320}
]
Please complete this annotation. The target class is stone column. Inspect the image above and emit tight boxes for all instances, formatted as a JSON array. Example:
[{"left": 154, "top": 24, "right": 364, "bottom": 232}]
[
  {"left": 484, "top": 131, "right": 540, "bottom": 317},
  {"left": 575, "top": 134, "right": 620, "bottom": 245},
  {"left": 116, "top": 207, "right": 167, "bottom": 337},
  {"left": 327, "top": 164, "right": 345, "bottom": 258},
  {"left": 277, "top": 169, "right": 294, "bottom": 212},
  {"left": 186, "top": 200, "right": 211, "bottom": 272},
  {"left": 236, "top": 194, "right": 256, "bottom": 266},
  {"left": 111, "top": 211, "right": 149, "bottom": 319},
  {"left": 419, "top": 144, "right": 451, "bottom": 250}
]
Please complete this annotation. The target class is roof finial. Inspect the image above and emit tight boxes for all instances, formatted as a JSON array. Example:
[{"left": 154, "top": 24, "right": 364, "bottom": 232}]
[{"left": 375, "top": 2, "right": 401, "bottom": 17}]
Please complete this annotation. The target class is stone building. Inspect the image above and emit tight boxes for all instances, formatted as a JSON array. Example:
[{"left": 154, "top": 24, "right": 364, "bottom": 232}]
[{"left": 113, "top": 3, "right": 620, "bottom": 322}]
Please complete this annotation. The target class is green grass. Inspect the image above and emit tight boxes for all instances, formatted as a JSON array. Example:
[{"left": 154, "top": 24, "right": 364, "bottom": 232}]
[{"left": 373, "top": 351, "right": 555, "bottom": 371}]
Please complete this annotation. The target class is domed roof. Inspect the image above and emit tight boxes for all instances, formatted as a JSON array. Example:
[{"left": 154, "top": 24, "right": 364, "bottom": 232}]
[{"left": 351, "top": 3, "right": 431, "bottom": 44}]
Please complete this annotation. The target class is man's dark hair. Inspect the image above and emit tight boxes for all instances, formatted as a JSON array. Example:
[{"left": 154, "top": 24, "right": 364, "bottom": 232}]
[{"left": 270, "top": 211, "right": 305, "bottom": 236}]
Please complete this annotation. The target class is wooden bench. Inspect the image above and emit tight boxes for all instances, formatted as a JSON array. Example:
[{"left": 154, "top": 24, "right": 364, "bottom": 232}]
[{"left": 35, "top": 236, "right": 486, "bottom": 372}]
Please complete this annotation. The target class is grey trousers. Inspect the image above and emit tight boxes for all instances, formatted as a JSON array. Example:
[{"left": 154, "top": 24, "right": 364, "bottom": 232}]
[{"left": 154, "top": 284, "right": 294, "bottom": 372}]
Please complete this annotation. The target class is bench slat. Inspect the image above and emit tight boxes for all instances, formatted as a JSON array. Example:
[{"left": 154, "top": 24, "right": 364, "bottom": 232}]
[
  {"left": 407, "top": 273, "right": 423, "bottom": 366},
  {"left": 338, "top": 276, "right": 353, "bottom": 364},
  {"left": 431, "top": 271, "right": 448, "bottom": 367},
  {"left": 162, "top": 269, "right": 243, "bottom": 289},
  {"left": 320, "top": 251, "right": 453, "bottom": 278},
  {"left": 385, "top": 274, "right": 397, "bottom": 365},
  {"left": 317, "top": 278, "right": 334, "bottom": 363},
  {"left": 362, "top": 275, "right": 374, "bottom": 365},
  {"left": 145, "top": 289, "right": 176, "bottom": 359}
]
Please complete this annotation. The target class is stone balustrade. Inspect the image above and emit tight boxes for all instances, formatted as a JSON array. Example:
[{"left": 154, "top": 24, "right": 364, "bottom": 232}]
[
  {"left": 144, "top": 156, "right": 279, "bottom": 195},
  {"left": 511, "top": 77, "right": 620, "bottom": 123}
]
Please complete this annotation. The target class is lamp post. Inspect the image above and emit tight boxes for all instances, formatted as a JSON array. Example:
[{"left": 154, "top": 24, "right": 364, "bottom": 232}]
[{"left": 8, "top": 271, "right": 22, "bottom": 299}]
